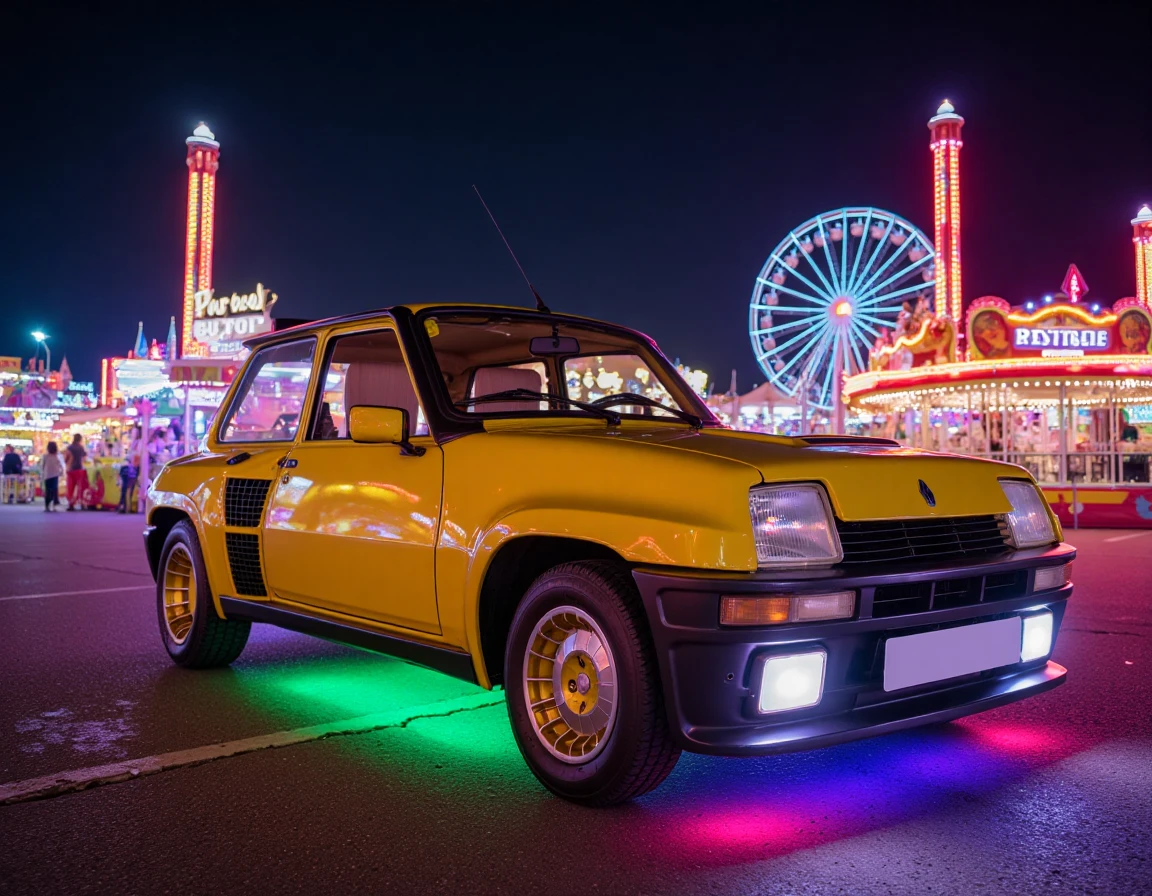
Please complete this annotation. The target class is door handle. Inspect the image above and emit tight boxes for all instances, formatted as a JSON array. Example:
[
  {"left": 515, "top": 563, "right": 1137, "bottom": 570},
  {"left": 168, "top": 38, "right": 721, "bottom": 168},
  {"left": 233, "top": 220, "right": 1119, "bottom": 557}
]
[{"left": 277, "top": 457, "right": 298, "bottom": 468}]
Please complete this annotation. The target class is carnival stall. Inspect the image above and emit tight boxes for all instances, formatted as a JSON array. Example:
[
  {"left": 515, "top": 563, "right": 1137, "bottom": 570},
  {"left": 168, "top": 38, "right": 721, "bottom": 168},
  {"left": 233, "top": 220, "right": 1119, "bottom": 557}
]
[{"left": 844, "top": 280, "right": 1152, "bottom": 528}]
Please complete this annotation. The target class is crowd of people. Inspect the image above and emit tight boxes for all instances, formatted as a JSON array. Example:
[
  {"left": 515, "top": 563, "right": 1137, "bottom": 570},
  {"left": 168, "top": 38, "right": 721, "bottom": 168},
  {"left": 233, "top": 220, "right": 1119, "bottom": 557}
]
[{"left": 0, "top": 418, "right": 187, "bottom": 513}]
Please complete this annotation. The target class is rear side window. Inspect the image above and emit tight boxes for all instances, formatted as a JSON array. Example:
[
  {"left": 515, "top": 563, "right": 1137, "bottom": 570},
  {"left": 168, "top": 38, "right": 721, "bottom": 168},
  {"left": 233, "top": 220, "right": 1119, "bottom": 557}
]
[{"left": 218, "top": 339, "right": 316, "bottom": 442}]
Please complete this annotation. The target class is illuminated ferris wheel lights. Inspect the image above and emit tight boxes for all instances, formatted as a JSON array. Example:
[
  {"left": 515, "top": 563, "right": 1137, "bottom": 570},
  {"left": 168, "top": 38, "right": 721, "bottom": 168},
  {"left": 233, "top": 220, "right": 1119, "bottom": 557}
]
[{"left": 748, "top": 207, "right": 936, "bottom": 410}]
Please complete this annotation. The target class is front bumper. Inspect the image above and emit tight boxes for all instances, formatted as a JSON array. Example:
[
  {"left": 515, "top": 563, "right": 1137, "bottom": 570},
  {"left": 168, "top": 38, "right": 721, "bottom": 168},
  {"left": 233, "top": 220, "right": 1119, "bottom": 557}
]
[{"left": 632, "top": 543, "right": 1075, "bottom": 756}]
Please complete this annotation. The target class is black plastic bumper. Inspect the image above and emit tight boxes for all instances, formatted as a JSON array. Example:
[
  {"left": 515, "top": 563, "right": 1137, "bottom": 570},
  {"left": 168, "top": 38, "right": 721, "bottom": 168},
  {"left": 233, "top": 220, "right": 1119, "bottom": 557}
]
[{"left": 632, "top": 543, "right": 1075, "bottom": 756}]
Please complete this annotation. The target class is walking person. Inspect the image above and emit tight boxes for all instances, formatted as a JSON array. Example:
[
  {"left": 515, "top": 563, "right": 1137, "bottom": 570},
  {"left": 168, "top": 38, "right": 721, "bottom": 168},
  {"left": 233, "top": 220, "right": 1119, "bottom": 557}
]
[
  {"left": 2, "top": 444, "right": 23, "bottom": 504},
  {"left": 117, "top": 452, "right": 139, "bottom": 514},
  {"left": 64, "top": 433, "right": 88, "bottom": 511},
  {"left": 40, "top": 441, "right": 64, "bottom": 512}
]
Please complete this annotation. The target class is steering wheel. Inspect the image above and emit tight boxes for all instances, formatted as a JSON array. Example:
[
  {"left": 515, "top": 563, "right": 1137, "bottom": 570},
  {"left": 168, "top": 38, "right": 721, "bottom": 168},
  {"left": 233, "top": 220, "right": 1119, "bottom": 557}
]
[{"left": 270, "top": 413, "right": 298, "bottom": 434}]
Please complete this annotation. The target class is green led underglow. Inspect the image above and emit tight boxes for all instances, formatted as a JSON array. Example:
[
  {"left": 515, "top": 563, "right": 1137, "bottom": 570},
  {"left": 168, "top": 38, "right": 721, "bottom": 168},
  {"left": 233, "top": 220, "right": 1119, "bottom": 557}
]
[{"left": 232, "top": 652, "right": 486, "bottom": 724}]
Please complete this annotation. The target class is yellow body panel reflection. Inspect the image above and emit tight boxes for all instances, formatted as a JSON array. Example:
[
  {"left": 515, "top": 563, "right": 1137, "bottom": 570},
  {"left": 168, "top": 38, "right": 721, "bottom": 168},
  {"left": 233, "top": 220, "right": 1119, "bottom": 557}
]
[{"left": 262, "top": 439, "right": 443, "bottom": 633}]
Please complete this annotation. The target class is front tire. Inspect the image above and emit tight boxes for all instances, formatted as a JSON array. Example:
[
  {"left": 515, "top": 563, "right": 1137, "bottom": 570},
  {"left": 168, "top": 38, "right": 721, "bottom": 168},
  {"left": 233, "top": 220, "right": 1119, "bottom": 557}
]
[
  {"left": 157, "top": 520, "right": 250, "bottom": 668},
  {"left": 504, "top": 560, "right": 680, "bottom": 806}
]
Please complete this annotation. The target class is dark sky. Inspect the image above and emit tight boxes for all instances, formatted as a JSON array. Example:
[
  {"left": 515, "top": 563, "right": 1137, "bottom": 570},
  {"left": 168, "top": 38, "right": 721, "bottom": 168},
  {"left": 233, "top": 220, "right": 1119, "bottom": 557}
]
[{"left": 4, "top": 4, "right": 1150, "bottom": 390}]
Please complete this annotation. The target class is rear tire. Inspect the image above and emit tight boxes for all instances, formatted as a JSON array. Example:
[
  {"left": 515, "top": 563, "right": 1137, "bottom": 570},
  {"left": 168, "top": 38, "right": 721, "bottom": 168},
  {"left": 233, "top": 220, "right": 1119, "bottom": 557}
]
[
  {"left": 504, "top": 560, "right": 680, "bottom": 806},
  {"left": 157, "top": 520, "right": 250, "bottom": 668}
]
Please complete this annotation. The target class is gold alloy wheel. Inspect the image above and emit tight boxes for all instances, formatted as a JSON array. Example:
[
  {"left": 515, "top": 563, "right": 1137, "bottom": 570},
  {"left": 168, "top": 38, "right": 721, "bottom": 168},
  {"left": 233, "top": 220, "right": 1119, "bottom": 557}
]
[
  {"left": 522, "top": 605, "right": 618, "bottom": 764},
  {"left": 162, "top": 545, "right": 197, "bottom": 645}
]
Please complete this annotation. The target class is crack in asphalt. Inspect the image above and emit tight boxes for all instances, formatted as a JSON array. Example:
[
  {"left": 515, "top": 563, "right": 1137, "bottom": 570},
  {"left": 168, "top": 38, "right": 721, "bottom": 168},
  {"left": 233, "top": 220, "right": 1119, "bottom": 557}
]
[{"left": 0, "top": 694, "right": 504, "bottom": 807}]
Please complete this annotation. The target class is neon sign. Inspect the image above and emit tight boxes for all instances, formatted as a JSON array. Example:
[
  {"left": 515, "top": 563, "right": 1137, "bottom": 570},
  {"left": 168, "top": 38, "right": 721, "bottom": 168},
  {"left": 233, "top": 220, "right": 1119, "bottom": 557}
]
[
  {"left": 189, "top": 283, "right": 278, "bottom": 357},
  {"left": 967, "top": 294, "right": 1152, "bottom": 361},
  {"left": 194, "top": 284, "right": 276, "bottom": 319},
  {"left": 1014, "top": 327, "right": 1109, "bottom": 351}
]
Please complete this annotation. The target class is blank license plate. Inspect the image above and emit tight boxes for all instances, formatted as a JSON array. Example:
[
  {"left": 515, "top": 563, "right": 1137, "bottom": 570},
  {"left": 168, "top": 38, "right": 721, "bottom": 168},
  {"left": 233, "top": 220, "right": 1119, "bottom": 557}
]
[{"left": 884, "top": 617, "right": 1022, "bottom": 692}]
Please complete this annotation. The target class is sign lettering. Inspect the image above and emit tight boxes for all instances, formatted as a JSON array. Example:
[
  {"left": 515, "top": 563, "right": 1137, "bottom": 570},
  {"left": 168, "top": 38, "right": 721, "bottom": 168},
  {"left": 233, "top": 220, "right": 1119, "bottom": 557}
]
[
  {"left": 193, "top": 283, "right": 277, "bottom": 319},
  {"left": 1013, "top": 327, "right": 1110, "bottom": 351}
]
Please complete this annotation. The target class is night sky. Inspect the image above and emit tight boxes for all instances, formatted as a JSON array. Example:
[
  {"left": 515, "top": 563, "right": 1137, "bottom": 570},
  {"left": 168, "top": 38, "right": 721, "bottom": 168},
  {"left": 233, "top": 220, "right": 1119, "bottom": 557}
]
[{"left": 5, "top": 4, "right": 1150, "bottom": 391}]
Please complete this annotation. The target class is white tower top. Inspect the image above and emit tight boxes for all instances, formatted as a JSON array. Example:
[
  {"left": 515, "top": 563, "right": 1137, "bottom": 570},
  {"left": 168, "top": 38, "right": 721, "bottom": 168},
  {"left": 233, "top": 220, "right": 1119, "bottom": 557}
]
[
  {"left": 186, "top": 122, "right": 220, "bottom": 149},
  {"left": 929, "top": 99, "right": 964, "bottom": 126},
  {"left": 1133, "top": 205, "right": 1152, "bottom": 226}
]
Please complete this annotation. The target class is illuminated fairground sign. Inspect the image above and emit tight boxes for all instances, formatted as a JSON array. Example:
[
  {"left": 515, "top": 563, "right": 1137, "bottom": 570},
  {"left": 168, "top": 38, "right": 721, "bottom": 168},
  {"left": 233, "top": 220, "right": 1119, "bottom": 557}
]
[
  {"left": 967, "top": 296, "right": 1152, "bottom": 361},
  {"left": 53, "top": 381, "right": 98, "bottom": 410},
  {"left": 188, "top": 283, "right": 278, "bottom": 358}
]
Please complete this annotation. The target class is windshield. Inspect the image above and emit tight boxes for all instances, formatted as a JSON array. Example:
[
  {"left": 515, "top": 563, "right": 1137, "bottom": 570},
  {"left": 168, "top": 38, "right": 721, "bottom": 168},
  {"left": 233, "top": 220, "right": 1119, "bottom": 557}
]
[{"left": 419, "top": 312, "right": 717, "bottom": 424}]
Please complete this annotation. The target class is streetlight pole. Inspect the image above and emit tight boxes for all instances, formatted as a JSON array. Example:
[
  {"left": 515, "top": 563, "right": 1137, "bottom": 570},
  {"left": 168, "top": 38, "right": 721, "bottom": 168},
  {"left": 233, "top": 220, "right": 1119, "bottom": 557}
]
[{"left": 31, "top": 331, "right": 50, "bottom": 376}]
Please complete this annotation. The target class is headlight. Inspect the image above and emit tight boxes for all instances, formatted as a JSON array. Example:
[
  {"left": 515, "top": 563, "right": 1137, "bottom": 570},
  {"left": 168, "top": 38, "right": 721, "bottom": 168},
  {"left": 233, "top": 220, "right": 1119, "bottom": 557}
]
[
  {"left": 749, "top": 484, "right": 842, "bottom": 567},
  {"left": 999, "top": 479, "right": 1056, "bottom": 548}
]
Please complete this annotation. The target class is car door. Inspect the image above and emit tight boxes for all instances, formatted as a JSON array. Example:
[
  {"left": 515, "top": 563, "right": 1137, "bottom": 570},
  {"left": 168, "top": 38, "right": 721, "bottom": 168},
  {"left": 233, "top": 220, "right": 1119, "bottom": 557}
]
[{"left": 261, "top": 325, "right": 443, "bottom": 634}]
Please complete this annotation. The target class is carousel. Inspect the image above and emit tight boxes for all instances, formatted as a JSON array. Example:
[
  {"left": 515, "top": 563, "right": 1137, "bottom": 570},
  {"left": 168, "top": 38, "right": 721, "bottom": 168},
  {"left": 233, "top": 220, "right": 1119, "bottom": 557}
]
[{"left": 843, "top": 269, "right": 1152, "bottom": 528}]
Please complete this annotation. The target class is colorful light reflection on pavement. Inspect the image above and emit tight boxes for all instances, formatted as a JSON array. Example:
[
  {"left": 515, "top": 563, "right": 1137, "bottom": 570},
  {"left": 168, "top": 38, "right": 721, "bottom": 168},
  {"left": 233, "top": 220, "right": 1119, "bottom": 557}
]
[{"left": 218, "top": 622, "right": 1132, "bottom": 872}]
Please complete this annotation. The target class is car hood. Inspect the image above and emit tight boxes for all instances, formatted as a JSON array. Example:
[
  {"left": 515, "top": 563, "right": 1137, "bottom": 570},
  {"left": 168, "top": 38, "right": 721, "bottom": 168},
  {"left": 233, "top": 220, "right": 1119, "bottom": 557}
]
[{"left": 488, "top": 421, "right": 1019, "bottom": 521}]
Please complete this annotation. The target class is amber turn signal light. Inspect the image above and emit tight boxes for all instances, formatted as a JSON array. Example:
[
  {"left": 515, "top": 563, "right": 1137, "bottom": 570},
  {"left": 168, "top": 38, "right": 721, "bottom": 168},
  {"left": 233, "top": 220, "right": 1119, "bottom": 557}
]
[{"left": 720, "top": 592, "right": 855, "bottom": 626}]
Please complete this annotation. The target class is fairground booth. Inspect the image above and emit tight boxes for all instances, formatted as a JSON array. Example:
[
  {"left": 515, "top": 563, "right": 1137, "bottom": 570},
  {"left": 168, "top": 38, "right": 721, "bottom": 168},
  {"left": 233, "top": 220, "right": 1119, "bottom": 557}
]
[
  {"left": 739, "top": 99, "right": 1152, "bottom": 528},
  {"left": 844, "top": 261, "right": 1152, "bottom": 528}
]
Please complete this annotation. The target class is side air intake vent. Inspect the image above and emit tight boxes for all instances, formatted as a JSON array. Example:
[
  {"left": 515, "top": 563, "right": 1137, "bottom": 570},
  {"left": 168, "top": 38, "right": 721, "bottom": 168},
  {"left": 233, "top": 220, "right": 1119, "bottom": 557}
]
[
  {"left": 225, "top": 533, "right": 267, "bottom": 596},
  {"left": 224, "top": 478, "right": 272, "bottom": 528}
]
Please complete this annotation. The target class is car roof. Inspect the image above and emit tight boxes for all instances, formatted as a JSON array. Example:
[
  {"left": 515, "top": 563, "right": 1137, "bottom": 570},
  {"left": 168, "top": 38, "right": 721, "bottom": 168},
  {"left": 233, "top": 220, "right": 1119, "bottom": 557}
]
[{"left": 244, "top": 302, "right": 644, "bottom": 349}]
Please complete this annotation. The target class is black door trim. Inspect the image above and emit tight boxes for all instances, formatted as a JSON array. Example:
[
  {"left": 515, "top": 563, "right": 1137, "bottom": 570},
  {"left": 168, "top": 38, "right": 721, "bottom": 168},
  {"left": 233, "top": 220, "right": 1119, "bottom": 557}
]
[{"left": 218, "top": 597, "right": 478, "bottom": 683}]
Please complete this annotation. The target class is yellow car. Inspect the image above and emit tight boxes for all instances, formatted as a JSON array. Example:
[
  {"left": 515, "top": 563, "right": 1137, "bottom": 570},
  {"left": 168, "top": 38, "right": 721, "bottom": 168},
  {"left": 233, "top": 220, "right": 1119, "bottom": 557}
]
[{"left": 145, "top": 304, "right": 1074, "bottom": 805}]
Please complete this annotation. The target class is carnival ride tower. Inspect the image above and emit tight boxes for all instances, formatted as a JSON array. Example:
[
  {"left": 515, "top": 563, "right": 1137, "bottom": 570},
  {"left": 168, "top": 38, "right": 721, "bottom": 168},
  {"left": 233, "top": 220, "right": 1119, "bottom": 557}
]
[
  {"left": 181, "top": 123, "right": 220, "bottom": 359},
  {"left": 928, "top": 100, "right": 965, "bottom": 350},
  {"left": 1133, "top": 204, "right": 1152, "bottom": 309}
]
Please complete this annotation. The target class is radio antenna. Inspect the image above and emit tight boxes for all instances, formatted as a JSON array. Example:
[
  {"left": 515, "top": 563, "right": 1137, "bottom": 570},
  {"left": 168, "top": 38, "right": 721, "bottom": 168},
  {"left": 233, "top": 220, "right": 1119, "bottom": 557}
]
[{"left": 472, "top": 185, "right": 550, "bottom": 313}]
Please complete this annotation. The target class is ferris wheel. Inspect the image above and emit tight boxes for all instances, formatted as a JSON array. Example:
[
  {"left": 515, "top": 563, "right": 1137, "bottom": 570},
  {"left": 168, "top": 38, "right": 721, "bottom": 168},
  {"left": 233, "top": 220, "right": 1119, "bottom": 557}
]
[{"left": 749, "top": 207, "right": 936, "bottom": 411}]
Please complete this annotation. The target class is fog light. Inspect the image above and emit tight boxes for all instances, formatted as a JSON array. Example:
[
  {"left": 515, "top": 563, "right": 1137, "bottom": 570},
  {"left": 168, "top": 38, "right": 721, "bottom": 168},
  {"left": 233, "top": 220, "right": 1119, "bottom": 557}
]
[
  {"left": 1033, "top": 563, "right": 1071, "bottom": 593},
  {"left": 1020, "top": 611, "right": 1053, "bottom": 662},
  {"left": 759, "top": 650, "right": 826, "bottom": 714},
  {"left": 721, "top": 592, "right": 854, "bottom": 626}
]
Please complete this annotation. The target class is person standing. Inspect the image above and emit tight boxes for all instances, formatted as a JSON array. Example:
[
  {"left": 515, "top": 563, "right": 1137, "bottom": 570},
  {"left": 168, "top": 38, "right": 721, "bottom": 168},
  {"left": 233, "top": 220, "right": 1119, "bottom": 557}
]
[
  {"left": 117, "top": 452, "right": 139, "bottom": 514},
  {"left": 65, "top": 433, "right": 87, "bottom": 511},
  {"left": 2, "top": 444, "right": 23, "bottom": 504},
  {"left": 40, "top": 441, "right": 64, "bottom": 511}
]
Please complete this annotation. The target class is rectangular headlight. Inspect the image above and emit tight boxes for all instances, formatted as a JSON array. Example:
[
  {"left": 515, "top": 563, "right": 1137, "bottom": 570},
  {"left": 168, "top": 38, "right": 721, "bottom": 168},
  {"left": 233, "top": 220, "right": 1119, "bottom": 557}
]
[
  {"left": 749, "top": 484, "right": 842, "bottom": 567},
  {"left": 720, "top": 592, "right": 855, "bottom": 626},
  {"left": 998, "top": 479, "right": 1057, "bottom": 549}
]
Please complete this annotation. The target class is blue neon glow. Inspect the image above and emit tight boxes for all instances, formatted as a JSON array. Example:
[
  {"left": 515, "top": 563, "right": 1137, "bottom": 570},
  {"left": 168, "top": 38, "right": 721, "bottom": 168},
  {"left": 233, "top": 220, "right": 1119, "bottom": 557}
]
[{"left": 749, "top": 207, "right": 936, "bottom": 410}]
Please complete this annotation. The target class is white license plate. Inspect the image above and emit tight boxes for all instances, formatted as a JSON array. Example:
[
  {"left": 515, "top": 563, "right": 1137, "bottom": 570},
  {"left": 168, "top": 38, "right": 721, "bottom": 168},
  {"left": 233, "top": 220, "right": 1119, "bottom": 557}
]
[{"left": 883, "top": 616, "right": 1023, "bottom": 692}]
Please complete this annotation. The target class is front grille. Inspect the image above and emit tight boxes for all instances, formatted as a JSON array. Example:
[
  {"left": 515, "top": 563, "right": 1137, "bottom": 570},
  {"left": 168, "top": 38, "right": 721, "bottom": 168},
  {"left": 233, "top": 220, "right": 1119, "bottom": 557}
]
[
  {"left": 224, "top": 478, "right": 272, "bottom": 528},
  {"left": 872, "top": 570, "right": 1026, "bottom": 618},
  {"left": 225, "top": 532, "right": 267, "bottom": 596},
  {"left": 837, "top": 515, "right": 1010, "bottom": 565}
]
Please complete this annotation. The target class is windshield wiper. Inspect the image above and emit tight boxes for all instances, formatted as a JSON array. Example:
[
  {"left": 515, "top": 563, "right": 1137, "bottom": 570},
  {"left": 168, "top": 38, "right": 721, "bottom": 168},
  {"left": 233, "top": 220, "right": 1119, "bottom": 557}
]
[
  {"left": 456, "top": 388, "right": 622, "bottom": 424},
  {"left": 590, "top": 392, "right": 702, "bottom": 428}
]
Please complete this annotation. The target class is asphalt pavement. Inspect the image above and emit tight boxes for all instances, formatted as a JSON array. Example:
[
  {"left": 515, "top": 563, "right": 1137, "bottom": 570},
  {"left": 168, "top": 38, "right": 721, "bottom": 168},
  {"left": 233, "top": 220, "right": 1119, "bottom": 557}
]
[{"left": 0, "top": 505, "right": 1148, "bottom": 895}]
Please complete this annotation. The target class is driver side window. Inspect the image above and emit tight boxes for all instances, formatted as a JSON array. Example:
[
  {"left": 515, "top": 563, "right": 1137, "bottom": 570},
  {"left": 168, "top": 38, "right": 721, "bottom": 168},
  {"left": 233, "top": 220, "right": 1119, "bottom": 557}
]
[
  {"left": 218, "top": 339, "right": 316, "bottom": 443},
  {"left": 310, "top": 329, "right": 428, "bottom": 440}
]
